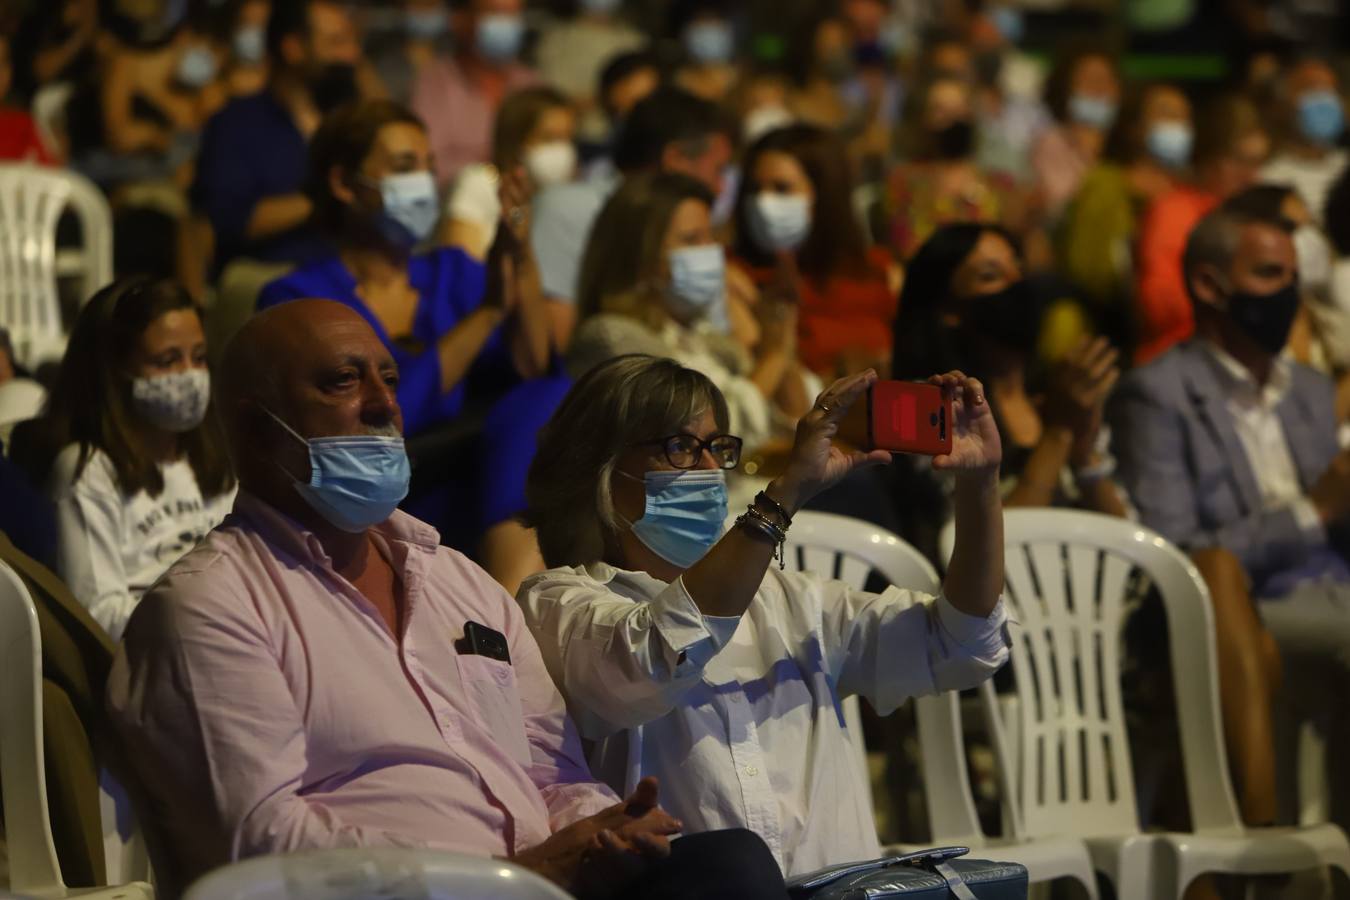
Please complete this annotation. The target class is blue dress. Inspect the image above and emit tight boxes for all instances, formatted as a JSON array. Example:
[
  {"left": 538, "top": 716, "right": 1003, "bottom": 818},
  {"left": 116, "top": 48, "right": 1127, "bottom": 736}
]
[{"left": 258, "top": 248, "right": 570, "bottom": 541}]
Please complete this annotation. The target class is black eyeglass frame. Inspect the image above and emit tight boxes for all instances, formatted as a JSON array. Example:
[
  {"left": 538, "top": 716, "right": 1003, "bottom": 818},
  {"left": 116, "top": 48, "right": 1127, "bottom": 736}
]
[{"left": 635, "top": 433, "right": 744, "bottom": 470}]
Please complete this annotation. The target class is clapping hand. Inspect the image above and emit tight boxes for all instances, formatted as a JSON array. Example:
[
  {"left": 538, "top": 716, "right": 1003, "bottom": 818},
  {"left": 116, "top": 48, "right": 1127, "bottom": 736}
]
[{"left": 1043, "top": 337, "right": 1120, "bottom": 464}]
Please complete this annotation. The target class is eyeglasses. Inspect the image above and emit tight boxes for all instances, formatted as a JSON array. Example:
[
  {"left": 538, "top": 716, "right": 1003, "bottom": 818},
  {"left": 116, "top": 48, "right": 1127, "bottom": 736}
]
[{"left": 638, "top": 433, "right": 743, "bottom": 470}]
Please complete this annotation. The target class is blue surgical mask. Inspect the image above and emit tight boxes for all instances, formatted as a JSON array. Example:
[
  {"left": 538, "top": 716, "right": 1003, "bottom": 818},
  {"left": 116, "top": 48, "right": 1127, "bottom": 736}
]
[
  {"left": 1146, "top": 121, "right": 1192, "bottom": 168},
  {"left": 374, "top": 171, "right": 439, "bottom": 246},
  {"left": 1067, "top": 94, "right": 1117, "bottom": 129},
  {"left": 406, "top": 8, "right": 449, "bottom": 39},
  {"left": 684, "top": 20, "right": 734, "bottom": 65},
  {"left": 476, "top": 13, "right": 524, "bottom": 63},
  {"left": 667, "top": 244, "right": 728, "bottom": 331},
  {"left": 265, "top": 408, "right": 411, "bottom": 534},
  {"left": 747, "top": 192, "right": 812, "bottom": 253},
  {"left": 1297, "top": 90, "right": 1344, "bottom": 146},
  {"left": 232, "top": 25, "right": 265, "bottom": 63},
  {"left": 620, "top": 469, "right": 727, "bottom": 569},
  {"left": 176, "top": 45, "right": 218, "bottom": 88}
]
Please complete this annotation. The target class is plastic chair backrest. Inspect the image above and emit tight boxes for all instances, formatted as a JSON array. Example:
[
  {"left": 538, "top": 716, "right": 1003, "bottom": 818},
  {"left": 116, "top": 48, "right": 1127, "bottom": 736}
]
[
  {"left": 764, "top": 510, "right": 942, "bottom": 819},
  {"left": 0, "top": 378, "right": 47, "bottom": 424},
  {"left": 182, "top": 848, "right": 574, "bottom": 900},
  {"left": 939, "top": 509, "right": 1244, "bottom": 841},
  {"left": 0, "top": 557, "right": 66, "bottom": 894},
  {"left": 0, "top": 163, "right": 112, "bottom": 369}
]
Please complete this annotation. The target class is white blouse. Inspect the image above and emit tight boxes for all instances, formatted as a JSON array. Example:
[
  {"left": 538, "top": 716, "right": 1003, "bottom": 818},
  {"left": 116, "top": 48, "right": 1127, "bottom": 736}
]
[{"left": 518, "top": 562, "right": 1009, "bottom": 875}]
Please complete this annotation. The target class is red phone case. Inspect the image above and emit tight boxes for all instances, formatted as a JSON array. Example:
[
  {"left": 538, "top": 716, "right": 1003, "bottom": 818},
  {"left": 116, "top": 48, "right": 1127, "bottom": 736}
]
[{"left": 868, "top": 381, "right": 953, "bottom": 456}]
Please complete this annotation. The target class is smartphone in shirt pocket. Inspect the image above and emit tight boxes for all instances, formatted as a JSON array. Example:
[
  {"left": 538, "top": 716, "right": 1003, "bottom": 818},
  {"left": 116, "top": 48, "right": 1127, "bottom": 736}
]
[{"left": 455, "top": 622, "right": 532, "bottom": 766}]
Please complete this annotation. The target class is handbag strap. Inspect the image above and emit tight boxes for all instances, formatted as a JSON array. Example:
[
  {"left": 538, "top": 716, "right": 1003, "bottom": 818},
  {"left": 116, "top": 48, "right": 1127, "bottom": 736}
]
[{"left": 931, "top": 860, "right": 979, "bottom": 900}]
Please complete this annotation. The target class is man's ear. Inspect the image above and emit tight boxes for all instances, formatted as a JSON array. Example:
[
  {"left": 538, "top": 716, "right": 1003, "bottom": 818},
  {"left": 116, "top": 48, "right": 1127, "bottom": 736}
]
[
  {"left": 1189, "top": 262, "right": 1227, "bottom": 310},
  {"left": 328, "top": 164, "right": 357, "bottom": 206}
]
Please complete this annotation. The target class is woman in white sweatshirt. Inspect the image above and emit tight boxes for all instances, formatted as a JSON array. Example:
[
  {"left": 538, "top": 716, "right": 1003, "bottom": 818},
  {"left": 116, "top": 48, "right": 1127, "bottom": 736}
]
[{"left": 43, "top": 278, "right": 236, "bottom": 640}]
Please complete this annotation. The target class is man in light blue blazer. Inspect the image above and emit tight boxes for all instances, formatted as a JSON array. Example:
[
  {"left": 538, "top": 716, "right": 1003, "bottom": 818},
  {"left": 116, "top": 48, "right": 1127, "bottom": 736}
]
[{"left": 1112, "top": 200, "right": 1350, "bottom": 827}]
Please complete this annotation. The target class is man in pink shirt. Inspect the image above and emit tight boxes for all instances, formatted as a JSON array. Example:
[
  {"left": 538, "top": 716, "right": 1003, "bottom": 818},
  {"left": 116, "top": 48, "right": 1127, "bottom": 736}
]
[
  {"left": 107, "top": 299, "right": 788, "bottom": 899},
  {"left": 412, "top": 0, "right": 538, "bottom": 185}
]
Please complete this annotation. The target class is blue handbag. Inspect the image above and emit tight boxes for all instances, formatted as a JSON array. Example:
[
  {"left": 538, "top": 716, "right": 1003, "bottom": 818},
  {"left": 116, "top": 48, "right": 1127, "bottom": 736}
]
[{"left": 786, "top": 847, "right": 1028, "bottom": 900}]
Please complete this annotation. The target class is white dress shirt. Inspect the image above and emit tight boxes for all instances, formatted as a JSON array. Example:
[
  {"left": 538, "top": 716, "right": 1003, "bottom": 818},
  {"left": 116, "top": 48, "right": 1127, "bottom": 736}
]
[
  {"left": 1201, "top": 342, "right": 1324, "bottom": 543},
  {"left": 518, "top": 563, "right": 1009, "bottom": 875}
]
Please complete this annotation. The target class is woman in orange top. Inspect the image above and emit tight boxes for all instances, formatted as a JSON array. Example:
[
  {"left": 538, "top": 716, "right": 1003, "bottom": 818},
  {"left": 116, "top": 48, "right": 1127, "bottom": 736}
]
[
  {"left": 1133, "top": 94, "right": 1270, "bottom": 364},
  {"left": 729, "top": 124, "right": 901, "bottom": 378}
]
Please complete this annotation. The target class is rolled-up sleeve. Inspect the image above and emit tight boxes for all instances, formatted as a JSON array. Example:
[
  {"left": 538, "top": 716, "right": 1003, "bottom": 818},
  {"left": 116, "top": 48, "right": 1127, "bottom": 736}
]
[
  {"left": 819, "top": 574, "right": 1009, "bottom": 715},
  {"left": 518, "top": 570, "right": 738, "bottom": 739}
]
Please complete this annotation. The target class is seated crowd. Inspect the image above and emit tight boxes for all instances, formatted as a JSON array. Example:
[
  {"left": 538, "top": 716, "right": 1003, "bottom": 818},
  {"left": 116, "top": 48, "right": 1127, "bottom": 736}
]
[{"left": 2, "top": 0, "right": 1350, "bottom": 896}]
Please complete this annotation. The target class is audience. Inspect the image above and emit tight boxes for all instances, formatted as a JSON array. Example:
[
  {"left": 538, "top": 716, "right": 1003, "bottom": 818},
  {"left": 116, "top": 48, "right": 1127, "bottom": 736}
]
[
  {"left": 256, "top": 99, "right": 556, "bottom": 594},
  {"left": 192, "top": 0, "right": 365, "bottom": 273},
  {"left": 530, "top": 87, "right": 732, "bottom": 344},
  {"left": 2, "top": 0, "right": 1350, "bottom": 889},
  {"left": 532, "top": 0, "right": 644, "bottom": 144},
  {"left": 1112, "top": 202, "right": 1350, "bottom": 830},
  {"left": 106, "top": 298, "right": 792, "bottom": 900},
  {"left": 519, "top": 355, "right": 1007, "bottom": 875},
  {"left": 367, "top": 0, "right": 454, "bottom": 105},
  {"left": 41, "top": 278, "right": 236, "bottom": 641},
  {"left": 1260, "top": 56, "right": 1347, "bottom": 226},
  {"left": 1133, "top": 94, "right": 1270, "bottom": 364},
  {"left": 1056, "top": 82, "right": 1193, "bottom": 341},
  {"left": 728, "top": 124, "right": 900, "bottom": 379},
  {"left": 883, "top": 73, "right": 1027, "bottom": 261},
  {"left": 411, "top": 0, "right": 538, "bottom": 185},
  {"left": 569, "top": 172, "right": 813, "bottom": 454},
  {"left": 1031, "top": 44, "right": 1122, "bottom": 221},
  {"left": 443, "top": 86, "right": 577, "bottom": 262}
]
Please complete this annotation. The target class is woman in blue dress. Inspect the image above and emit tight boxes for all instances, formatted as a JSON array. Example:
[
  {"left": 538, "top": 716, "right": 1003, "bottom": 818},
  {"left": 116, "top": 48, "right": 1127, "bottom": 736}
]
[{"left": 258, "top": 98, "right": 563, "bottom": 593}]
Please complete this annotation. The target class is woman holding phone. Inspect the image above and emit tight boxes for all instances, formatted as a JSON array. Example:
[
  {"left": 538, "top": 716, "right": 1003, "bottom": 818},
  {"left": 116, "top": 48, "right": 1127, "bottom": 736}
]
[{"left": 518, "top": 353, "right": 1008, "bottom": 875}]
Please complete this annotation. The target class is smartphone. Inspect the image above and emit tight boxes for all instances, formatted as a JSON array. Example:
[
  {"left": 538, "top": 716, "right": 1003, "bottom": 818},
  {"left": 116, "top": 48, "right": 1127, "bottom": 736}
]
[{"left": 839, "top": 380, "right": 953, "bottom": 456}]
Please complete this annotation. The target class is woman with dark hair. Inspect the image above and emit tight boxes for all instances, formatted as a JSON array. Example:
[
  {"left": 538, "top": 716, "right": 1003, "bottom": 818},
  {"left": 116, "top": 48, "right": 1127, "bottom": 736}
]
[
  {"left": 257, "top": 98, "right": 558, "bottom": 593},
  {"left": 729, "top": 124, "right": 899, "bottom": 378},
  {"left": 891, "top": 223, "right": 1127, "bottom": 556},
  {"left": 1030, "top": 44, "right": 1122, "bottom": 221},
  {"left": 44, "top": 278, "right": 236, "bottom": 640}
]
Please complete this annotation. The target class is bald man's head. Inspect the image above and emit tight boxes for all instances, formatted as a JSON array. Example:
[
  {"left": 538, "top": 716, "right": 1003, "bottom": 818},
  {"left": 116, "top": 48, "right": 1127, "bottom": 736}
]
[{"left": 220, "top": 299, "right": 403, "bottom": 497}]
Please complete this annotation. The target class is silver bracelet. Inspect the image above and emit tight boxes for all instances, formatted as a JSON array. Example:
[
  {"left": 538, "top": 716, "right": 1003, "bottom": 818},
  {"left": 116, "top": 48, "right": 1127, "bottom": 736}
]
[{"left": 736, "top": 510, "right": 787, "bottom": 569}]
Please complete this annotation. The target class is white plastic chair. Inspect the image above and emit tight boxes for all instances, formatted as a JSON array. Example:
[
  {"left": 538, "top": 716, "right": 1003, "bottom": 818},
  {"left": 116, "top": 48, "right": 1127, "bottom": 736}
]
[
  {"left": 182, "top": 849, "right": 572, "bottom": 900},
  {"left": 939, "top": 509, "right": 1350, "bottom": 900},
  {"left": 0, "top": 558, "right": 154, "bottom": 899},
  {"left": 0, "top": 377, "right": 46, "bottom": 447},
  {"left": 0, "top": 164, "right": 113, "bottom": 371}
]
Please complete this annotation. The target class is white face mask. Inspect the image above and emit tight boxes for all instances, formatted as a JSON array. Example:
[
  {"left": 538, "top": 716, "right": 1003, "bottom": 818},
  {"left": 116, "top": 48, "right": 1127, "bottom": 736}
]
[
  {"left": 666, "top": 244, "right": 728, "bottom": 331},
  {"left": 524, "top": 140, "right": 577, "bottom": 187},
  {"left": 1294, "top": 224, "right": 1332, "bottom": 295},
  {"left": 131, "top": 368, "right": 211, "bottom": 433},
  {"left": 747, "top": 192, "right": 812, "bottom": 253}
]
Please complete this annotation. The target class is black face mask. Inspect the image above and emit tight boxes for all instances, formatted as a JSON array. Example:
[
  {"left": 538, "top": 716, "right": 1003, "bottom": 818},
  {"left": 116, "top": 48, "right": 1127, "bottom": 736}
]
[
  {"left": 930, "top": 120, "right": 975, "bottom": 160},
  {"left": 1224, "top": 280, "right": 1301, "bottom": 357},
  {"left": 308, "top": 62, "right": 359, "bottom": 114},
  {"left": 962, "top": 279, "right": 1042, "bottom": 353}
]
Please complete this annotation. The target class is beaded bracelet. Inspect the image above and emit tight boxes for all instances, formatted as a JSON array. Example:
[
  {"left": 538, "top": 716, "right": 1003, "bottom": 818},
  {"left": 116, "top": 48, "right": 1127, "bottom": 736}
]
[
  {"left": 737, "top": 505, "right": 788, "bottom": 569},
  {"left": 753, "top": 490, "right": 794, "bottom": 529}
]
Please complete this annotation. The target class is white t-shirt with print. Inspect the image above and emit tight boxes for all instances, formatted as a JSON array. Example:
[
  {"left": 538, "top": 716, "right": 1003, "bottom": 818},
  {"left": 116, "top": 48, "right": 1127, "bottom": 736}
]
[{"left": 50, "top": 444, "right": 235, "bottom": 640}]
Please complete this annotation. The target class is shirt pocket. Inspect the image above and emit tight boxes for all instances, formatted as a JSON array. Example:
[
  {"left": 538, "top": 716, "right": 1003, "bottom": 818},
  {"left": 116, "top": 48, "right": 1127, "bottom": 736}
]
[{"left": 454, "top": 654, "right": 532, "bottom": 767}]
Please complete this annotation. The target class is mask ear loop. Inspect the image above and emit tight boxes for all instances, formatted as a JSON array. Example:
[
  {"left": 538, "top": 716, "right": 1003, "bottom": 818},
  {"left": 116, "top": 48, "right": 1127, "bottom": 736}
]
[{"left": 259, "top": 405, "right": 314, "bottom": 485}]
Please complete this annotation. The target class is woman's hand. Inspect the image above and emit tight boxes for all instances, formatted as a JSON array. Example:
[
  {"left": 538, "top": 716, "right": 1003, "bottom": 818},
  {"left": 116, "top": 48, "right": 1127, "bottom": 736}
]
[
  {"left": 1043, "top": 336, "right": 1120, "bottom": 463},
  {"left": 768, "top": 370, "right": 893, "bottom": 513},
  {"left": 929, "top": 370, "right": 1002, "bottom": 475},
  {"left": 494, "top": 164, "right": 533, "bottom": 253}
]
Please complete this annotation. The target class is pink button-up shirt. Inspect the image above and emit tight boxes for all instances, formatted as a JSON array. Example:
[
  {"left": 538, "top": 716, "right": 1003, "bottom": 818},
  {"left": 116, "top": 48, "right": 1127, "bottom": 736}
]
[
  {"left": 411, "top": 55, "right": 538, "bottom": 185},
  {"left": 107, "top": 492, "right": 615, "bottom": 893}
]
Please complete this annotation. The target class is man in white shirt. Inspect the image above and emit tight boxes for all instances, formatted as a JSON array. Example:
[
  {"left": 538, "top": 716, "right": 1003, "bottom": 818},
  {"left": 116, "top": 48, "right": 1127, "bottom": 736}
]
[
  {"left": 1113, "top": 203, "right": 1350, "bottom": 828},
  {"left": 1260, "top": 57, "right": 1347, "bottom": 224}
]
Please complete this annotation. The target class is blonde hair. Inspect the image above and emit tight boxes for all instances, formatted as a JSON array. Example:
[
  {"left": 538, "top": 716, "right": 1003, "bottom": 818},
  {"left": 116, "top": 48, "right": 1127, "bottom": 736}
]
[
  {"left": 575, "top": 171, "right": 715, "bottom": 329},
  {"left": 524, "top": 354, "right": 730, "bottom": 568}
]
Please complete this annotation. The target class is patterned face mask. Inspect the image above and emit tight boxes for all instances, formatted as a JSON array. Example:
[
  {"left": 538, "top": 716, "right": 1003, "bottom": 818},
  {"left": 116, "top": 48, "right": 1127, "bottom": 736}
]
[{"left": 130, "top": 368, "right": 211, "bottom": 432}]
